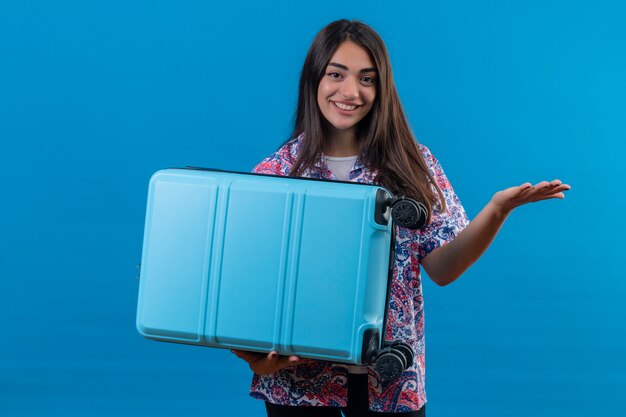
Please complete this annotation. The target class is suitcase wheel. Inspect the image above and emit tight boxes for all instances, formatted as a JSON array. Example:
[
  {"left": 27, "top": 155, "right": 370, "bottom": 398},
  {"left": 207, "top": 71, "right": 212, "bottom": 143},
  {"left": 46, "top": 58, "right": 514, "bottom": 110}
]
[
  {"left": 374, "top": 347, "right": 406, "bottom": 382},
  {"left": 390, "top": 342, "right": 414, "bottom": 368},
  {"left": 391, "top": 198, "right": 428, "bottom": 230}
]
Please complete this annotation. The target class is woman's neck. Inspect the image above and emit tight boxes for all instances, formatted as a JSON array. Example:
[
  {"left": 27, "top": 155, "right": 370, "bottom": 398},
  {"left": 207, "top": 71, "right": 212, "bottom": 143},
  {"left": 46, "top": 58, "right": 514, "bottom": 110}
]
[{"left": 324, "top": 127, "right": 358, "bottom": 157}]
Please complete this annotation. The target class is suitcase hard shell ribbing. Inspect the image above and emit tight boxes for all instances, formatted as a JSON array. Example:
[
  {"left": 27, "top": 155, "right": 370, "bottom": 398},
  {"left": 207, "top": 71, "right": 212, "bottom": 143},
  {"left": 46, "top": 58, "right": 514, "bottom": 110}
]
[{"left": 136, "top": 168, "right": 398, "bottom": 365}]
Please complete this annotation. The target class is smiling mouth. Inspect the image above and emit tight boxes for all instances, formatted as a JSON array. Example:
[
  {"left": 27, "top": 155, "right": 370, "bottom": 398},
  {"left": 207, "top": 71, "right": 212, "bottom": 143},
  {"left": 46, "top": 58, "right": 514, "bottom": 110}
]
[{"left": 333, "top": 101, "right": 359, "bottom": 111}]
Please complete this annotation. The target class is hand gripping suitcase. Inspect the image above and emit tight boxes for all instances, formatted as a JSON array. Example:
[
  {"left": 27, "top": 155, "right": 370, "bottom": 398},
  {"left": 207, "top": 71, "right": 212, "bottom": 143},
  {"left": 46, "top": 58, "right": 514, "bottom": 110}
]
[{"left": 136, "top": 168, "right": 427, "bottom": 380}]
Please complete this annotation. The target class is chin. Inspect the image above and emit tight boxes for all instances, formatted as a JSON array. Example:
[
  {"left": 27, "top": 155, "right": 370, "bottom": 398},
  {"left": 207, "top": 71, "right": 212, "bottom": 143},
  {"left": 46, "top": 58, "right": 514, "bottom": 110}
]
[{"left": 329, "top": 117, "right": 361, "bottom": 130}]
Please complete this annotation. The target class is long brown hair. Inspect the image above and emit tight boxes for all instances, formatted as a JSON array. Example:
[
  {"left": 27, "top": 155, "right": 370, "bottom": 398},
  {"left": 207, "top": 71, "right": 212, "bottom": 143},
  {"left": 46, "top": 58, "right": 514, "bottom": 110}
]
[{"left": 289, "top": 19, "right": 446, "bottom": 220}]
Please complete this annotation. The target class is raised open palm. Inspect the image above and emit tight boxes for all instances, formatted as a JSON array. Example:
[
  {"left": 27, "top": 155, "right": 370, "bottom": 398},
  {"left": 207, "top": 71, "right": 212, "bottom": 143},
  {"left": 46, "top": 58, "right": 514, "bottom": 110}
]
[{"left": 491, "top": 179, "right": 571, "bottom": 215}]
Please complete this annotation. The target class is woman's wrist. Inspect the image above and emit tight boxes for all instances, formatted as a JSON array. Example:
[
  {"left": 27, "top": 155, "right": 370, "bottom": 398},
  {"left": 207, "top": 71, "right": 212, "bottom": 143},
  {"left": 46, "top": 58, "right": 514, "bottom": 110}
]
[{"left": 486, "top": 197, "right": 513, "bottom": 221}]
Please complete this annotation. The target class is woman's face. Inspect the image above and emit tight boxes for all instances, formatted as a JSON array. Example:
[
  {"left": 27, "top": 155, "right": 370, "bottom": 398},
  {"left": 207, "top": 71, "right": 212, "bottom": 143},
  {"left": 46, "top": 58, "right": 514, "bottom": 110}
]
[{"left": 317, "top": 40, "right": 377, "bottom": 138}]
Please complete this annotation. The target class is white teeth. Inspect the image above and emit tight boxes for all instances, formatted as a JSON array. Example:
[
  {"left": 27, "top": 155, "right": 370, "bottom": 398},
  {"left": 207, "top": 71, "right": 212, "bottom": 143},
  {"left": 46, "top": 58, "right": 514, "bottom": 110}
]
[{"left": 334, "top": 101, "right": 357, "bottom": 111}]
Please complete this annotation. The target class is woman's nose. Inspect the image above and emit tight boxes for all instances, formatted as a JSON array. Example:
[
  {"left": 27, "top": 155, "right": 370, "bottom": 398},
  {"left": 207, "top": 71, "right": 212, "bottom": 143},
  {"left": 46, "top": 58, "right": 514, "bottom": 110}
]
[{"left": 339, "top": 77, "right": 359, "bottom": 99}]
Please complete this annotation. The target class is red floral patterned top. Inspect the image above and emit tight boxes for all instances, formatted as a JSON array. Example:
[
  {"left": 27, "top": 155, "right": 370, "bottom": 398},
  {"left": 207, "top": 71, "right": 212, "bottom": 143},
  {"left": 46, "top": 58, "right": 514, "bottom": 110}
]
[{"left": 250, "top": 134, "right": 469, "bottom": 412}]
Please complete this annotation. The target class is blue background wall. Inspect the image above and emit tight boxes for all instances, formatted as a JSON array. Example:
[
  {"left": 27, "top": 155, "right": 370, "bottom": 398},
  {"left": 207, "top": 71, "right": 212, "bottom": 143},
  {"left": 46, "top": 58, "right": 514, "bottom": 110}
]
[{"left": 1, "top": 1, "right": 624, "bottom": 416}]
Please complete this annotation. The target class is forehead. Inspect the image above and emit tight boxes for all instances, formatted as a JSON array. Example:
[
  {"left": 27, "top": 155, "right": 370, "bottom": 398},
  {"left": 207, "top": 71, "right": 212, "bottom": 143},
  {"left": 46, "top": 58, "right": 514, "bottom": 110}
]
[{"left": 328, "top": 40, "right": 375, "bottom": 70}]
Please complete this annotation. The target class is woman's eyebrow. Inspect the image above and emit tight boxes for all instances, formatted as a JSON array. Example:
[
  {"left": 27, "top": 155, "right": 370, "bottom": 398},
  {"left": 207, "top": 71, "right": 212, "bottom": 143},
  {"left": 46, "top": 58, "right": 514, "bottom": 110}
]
[{"left": 328, "top": 62, "right": 377, "bottom": 73}]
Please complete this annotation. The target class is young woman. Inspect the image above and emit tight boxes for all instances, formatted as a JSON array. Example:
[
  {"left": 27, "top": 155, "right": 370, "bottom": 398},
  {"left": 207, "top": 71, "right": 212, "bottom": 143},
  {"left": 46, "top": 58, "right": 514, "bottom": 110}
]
[{"left": 232, "top": 19, "right": 570, "bottom": 416}]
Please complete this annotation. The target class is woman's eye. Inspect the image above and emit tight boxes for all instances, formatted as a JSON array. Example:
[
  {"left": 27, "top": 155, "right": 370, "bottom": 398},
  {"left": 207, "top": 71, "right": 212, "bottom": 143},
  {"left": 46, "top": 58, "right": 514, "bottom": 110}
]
[
  {"left": 361, "top": 76, "right": 376, "bottom": 85},
  {"left": 328, "top": 72, "right": 342, "bottom": 79}
]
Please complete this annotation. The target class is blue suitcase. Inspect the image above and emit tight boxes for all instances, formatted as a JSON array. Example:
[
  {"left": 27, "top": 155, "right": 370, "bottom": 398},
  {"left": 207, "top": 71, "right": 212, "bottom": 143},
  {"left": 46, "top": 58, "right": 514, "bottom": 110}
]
[{"left": 136, "top": 168, "right": 427, "bottom": 380}]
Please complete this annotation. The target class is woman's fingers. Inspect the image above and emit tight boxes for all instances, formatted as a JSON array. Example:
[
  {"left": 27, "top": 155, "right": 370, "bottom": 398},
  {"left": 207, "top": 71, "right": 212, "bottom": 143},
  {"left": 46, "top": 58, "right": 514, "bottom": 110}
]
[
  {"left": 287, "top": 355, "right": 313, "bottom": 365},
  {"left": 524, "top": 181, "right": 570, "bottom": 202},
  {"left": 556, "top": 183, "right": 571, "bottom": 192},
  {"left": 231, "top": 349, "right": 263, "bottom": 363},
  {"left": 536, "top": 179, "right": 570, "bottom": 191},
  {"left": 232, "top": 349, "right": 310, "bottom": 375},
  {"left": 231, "top": 349, "right": 248, "bottom": 359},
  {"left": 264, "top": 354, "right": 307, "bottom": 374},
  {"left": 550, "top": 184, "right": 570, "bottom": 195},
  {"left": 524, "top": 180, "right": 570, "bottom": 195},
  {"left": 494, "top": 180, "right": 571, "bottom": 210},
  {"left": 529, "top": 192, "right": 565, "bottom": 202},
  {"left": 536, "top": 182, "right": 570, "bottom": 197},
  {"left": 517, "top": 182, "right": 533, "bottom": 194}
]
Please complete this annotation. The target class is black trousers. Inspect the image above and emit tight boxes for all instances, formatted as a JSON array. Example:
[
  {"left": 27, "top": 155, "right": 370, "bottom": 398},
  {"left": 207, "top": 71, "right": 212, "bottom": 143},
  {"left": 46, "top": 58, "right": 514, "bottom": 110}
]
[{"left": 265, "top": 373, "right": 426, "bottom": 417}]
